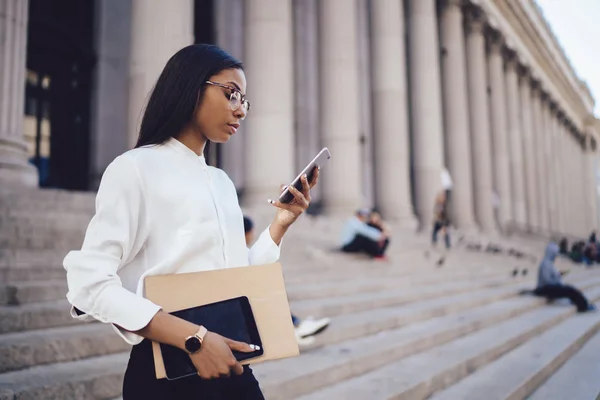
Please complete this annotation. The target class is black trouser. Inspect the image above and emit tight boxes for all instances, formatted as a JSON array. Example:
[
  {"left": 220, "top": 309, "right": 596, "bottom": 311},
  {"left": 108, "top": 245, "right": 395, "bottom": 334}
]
[
  {"left": 122, "top": 339, "right": 265, "bottom": 400},
  {"left": 534, "top": 284, "right": 590, "bottom": 312},
  {"left": 342, "top": 234, "right": 389, "bottom": 257},
  {"left": 432, "top": 220, "right": 450, "bottom": 249}
]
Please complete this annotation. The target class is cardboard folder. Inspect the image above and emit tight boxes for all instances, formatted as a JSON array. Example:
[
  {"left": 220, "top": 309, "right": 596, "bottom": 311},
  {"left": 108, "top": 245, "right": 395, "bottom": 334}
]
[{"left": 144, "top": 262, "right": 299, "bottom": 379}]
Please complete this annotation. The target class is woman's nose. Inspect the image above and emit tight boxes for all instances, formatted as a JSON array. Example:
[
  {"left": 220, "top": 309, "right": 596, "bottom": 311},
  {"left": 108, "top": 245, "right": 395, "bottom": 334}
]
[{"left": 234, "top": 105, "right": 247, "bottom": 120}]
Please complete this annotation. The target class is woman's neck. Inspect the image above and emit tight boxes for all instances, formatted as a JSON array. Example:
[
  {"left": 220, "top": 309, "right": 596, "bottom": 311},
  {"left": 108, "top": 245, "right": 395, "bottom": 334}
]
[{"left": 176, "top": 129, "right": 207, "bottom": 156}]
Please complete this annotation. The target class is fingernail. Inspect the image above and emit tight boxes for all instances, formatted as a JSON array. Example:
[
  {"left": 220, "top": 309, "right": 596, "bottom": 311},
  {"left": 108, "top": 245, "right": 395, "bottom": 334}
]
[
  {"left": 303, "top": 174, "right": 307, "bottom": 180},
  {"left": 250, "top": 344, "right": 261, "bottom": 350}
]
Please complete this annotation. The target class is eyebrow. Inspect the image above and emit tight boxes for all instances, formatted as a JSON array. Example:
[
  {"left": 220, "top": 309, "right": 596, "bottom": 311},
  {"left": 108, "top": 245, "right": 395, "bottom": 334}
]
[{"left": 227, "top": 81, "right": 242, "bottom": 92}]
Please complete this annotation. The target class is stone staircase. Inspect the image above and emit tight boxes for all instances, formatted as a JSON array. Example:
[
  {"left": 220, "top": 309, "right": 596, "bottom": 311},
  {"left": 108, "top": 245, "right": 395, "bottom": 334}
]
[{"left": 1, "top": 187, "right": 599, "bottom": 399}]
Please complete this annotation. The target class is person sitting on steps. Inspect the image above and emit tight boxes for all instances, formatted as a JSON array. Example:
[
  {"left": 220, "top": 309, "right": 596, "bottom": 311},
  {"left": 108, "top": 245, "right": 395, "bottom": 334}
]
[
  {"left": 339, "top": 209, "right": 389, "bottom": 260},
  {"left": 533, "top": 242, "right": 596, "bottom": 313}
]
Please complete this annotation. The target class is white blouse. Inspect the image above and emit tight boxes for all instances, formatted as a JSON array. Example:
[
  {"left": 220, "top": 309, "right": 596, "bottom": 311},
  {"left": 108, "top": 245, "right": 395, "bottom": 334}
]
[{"left": 63, "top": 138, "right": 281, "bottom": 345}]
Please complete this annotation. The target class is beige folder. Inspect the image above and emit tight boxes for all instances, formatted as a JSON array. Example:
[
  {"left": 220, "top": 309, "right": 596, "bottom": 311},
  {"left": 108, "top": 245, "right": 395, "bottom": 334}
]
[{"left": 144, "top": 262, "right": 299, "bottom": 379}]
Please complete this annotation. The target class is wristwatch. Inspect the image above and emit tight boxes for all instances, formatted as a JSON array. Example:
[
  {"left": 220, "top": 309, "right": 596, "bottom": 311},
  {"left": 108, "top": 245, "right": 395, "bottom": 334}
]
[{"left": 184, "top": 326, "right": 207, "bottom": 354}]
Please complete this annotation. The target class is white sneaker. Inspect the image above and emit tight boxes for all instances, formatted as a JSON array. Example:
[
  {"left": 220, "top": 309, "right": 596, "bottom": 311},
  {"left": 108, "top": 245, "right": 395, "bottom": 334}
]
[
  {"left": 295, "top": 317, "right": 331, "bottom": 338},
  {"left": 295, "top": 331, "right": 316, "bottom": 346}
]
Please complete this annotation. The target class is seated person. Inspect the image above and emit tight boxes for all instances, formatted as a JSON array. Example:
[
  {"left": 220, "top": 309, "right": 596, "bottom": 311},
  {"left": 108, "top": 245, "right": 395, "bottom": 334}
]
[
  {"left": 243, "top": 215, "right": 330, "bottom": 346},
  {"left": 558, "top": 237, "right": 569, "bottom": 255},
  {"left": 533, "top": 242, "right": 596, "bottom": 313},
  {"left": 339, "top": 209, "right": 389, "bottom": 259},
  {"left": 367, "top": 210, "right": 391, "bottom": 237},
  {"left": 569, "top": 240, "right": 586, "bottom": 263}
]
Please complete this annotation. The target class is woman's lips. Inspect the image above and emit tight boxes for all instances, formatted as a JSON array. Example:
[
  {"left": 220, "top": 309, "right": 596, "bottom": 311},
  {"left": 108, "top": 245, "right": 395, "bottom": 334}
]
[{"left": 228, "top": 123, "right": 239, "bottom": 134}]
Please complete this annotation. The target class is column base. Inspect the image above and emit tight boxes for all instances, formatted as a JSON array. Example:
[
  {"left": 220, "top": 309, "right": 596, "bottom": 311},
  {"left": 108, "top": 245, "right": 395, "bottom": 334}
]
[{"left": 0, "top": 137, "right": 38, "bottom": 187}]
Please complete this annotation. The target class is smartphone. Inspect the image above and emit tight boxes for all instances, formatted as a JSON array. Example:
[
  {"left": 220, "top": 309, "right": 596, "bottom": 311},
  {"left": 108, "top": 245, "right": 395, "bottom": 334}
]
[{"left": 278, "top": 147, "right": 331, "bottom": 204}]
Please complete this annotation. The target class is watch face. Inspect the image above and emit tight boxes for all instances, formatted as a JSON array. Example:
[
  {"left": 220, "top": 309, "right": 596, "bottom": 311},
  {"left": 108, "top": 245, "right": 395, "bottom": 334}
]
[{"left": 185, "top": 336, "right": 202, "bottom": 353}]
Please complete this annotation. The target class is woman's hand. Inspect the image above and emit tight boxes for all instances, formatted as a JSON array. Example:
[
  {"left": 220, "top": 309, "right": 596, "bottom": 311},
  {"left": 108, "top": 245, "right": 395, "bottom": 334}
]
[
  {"left": 189, "top": 331, "right": 257, "bottom": 379},
  {"left": 268, "top": 167, "right": 320, "bottom": 230}
]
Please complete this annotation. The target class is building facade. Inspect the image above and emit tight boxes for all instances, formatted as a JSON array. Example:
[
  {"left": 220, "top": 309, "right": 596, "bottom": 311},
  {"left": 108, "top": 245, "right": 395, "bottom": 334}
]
[{"left": 1, "top": 0, "right": 599, "bottom": 238}]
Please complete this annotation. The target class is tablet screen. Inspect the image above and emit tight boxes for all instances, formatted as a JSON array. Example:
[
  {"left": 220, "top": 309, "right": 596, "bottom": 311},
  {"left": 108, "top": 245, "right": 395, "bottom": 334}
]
[{"left": 160, "top": 296, "right": 263, "bottom": 380}]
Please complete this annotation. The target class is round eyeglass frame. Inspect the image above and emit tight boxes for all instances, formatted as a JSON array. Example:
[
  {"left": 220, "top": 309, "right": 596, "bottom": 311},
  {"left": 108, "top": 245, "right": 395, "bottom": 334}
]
[{"left": 205, "top": 80, "right": 250, "bottom": 117}]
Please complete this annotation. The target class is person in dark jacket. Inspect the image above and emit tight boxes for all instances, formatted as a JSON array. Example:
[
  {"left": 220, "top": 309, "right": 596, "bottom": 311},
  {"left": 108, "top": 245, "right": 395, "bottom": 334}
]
[{"left": 533, "top": 242, "right": 596, "bottom": 312}]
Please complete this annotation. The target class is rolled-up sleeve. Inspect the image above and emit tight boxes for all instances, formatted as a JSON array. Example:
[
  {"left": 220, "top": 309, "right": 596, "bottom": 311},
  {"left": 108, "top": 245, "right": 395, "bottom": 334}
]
[
  {"left": 63, "top": 155, "right": 161, "bottom": 345},
  {"left": 248, "top": 226, "right": 281, "bottom": 265}
]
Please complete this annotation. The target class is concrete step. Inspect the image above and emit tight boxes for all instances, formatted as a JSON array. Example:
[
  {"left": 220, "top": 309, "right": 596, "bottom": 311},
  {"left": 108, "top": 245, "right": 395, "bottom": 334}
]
[
  {"left": 0, "top": 224, "right": 86, "bottom": 251},
  {"left": 296, "top": 287, "right": 600, "bottom": 400},
  {"left": 429, "top": 305, "right": 600, "bottom": 400},
  {"left": 0, "top": 300, "right": 80, "bottom": 334},
  {"left": 283, "top": 252, "right": 536, "bottom": 287},
  {"left": 528, "top": 328, "right": 600, "bottom": 400},
  {"left": 284, "top": 268, "right": 522, "bottom": 301},
  {"left": 0, "top": 266, "right": 67, "bottom": 282},
  {"left": 0, "top": 323, "right": 130, "bottom": 373},
  {"left": 254, "top": 291, "right": 575, "bottom": 400},
  {"left": 291, "top": 275, "right": 523, "bottom": 318},
  {"left": 0, "top": 187, "right": 96, "bottom": 212},
  {"left": 2, "top": 277, "right": 597, "bottom": 399},
  {"left": 0, "top": 280, "right": 67, "bottom": 306},
  {"left": 0, "top": 275, "right": 545, "bottom": 374},
  {"left": 0, "top": 352, "right": 128, "bottom": 400},
  {"left": 0, "top": 263, "right": 513, "bottom": 306},
  {"left": 298, "top": 276, "right": 600, "bottom": 348},
  {"left": 0, "top": 269, "right": 531, "bottom": 335},
  {"left": 297, "top": 281, "right": 527, "bottom": 350},
  {"left": 294, "top": 276, "right": 600, "bottom": 348},
  {"left": 0, "top": 248, "right": 67, "bottom": 270}
]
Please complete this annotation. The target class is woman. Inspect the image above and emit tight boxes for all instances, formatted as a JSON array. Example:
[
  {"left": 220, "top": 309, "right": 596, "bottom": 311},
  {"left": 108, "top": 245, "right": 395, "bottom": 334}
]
[{"left": 63, "top": 44, "right": 318, "bottom": 399}]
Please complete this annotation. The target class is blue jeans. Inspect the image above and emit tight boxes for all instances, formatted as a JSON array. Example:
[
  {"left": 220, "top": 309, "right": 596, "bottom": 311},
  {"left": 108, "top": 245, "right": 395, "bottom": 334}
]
[{"left": 292, "top": 314, "right": 300, "bottom": 327}]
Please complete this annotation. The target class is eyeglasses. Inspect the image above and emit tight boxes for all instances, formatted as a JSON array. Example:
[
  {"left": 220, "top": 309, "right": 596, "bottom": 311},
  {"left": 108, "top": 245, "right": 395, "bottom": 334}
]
[{"left": 205, "top": 81, "right": 250, "bottom": 118}]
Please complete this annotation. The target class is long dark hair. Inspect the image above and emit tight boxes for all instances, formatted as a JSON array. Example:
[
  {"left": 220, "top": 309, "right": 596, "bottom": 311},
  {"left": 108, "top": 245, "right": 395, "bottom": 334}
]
[{"left": 134, "top": 44, "right": 243, "bottom": 149}]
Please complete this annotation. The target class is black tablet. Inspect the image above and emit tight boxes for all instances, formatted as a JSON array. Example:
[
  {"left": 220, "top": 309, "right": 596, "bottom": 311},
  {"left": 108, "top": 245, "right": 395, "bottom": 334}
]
[{"left": 159, "top": 296, "right": 263, "bottom": 380}]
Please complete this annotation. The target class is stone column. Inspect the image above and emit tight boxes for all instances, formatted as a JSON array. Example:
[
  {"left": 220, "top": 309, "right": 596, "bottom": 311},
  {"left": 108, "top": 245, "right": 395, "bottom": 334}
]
[
  {"left": 550, "top": 109, "right": 562, "bottom": 234},
  {"left": 0, "top": 0, "right": 38, "bottom": 186},
  {"left": 551, "top": 108, "right": 564, "bottom": 234},
  {"left": 244, "top": 0, "right": 295, "bottom": 207},
  {"left": 560, "top": 121, "right": 572, "bottom": 235},
  {"left": 407, "top": 0, "right": 446, "bottom": 229},
  {"left": 543, "top": 101, "right": 557, "bottom": 234},
  {"left": 128, "top": 1, "right": 194, "bottom": 149},
  {"left": 128, "top": 0, "right": 194, "bottom": 148},
  {"left": 357, "top": 0, "right": 375, "bottom": 208},
  {"left": 568, "top": 132, "right": 579, "bottom": 235},
  {"left": 370, "top": 0, "right": 417, "bottom": 225},
  {"left": 531, "top": 84, "right": 549, "bottom": 234},
  {"left": 572, "top": 135, "right": 580, "bottom": 234},
  {"left": 486, "top": 30, "right": 512, "bottom": 232},
  {"left": 575, "top": 134, "right": 587, "bottom": 234},
  {"left": 216, "top": 0, "right": 246, "bottom": 190},
  {"left": 292, "top": 0, "right": 321, "bottom": 204},
  {"left": 464, "top": 7, "right": 496, "bottom": 233},
  {"left": 504, "top": 52, "right": 528, "bottom": 231},
  {"left": 89, "top": 0, "right": 132, "bottom": 190},
  {"left": 557, "top": 117, "right": 568, "bottom": 234},
  {"left": 518, "top": 69, "right": 538, "bottom": 232},
  {"left": 584, "top": 132, "right": 599, "bottom": 232},
  {"left": 319, "top": 0, "right": 363, "bottom": 214},
  {"left": 438, "top": 0, "right": 477, "bottom": 231}
]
